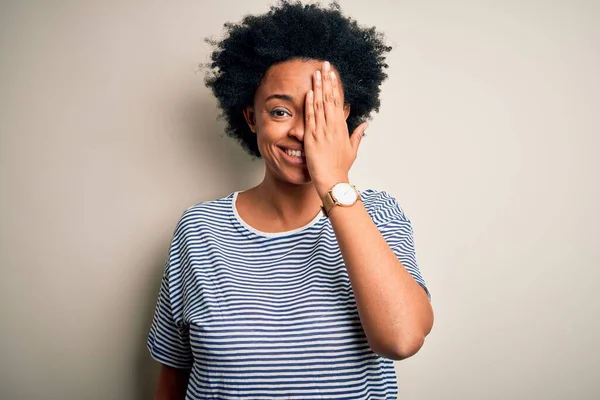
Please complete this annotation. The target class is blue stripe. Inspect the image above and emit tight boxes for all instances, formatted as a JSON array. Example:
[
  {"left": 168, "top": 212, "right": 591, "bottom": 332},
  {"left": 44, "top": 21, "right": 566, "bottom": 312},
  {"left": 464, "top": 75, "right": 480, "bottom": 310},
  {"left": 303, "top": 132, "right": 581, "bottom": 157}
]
[{"left": 147, "top": 188, "right": 428, "bottom": 399}]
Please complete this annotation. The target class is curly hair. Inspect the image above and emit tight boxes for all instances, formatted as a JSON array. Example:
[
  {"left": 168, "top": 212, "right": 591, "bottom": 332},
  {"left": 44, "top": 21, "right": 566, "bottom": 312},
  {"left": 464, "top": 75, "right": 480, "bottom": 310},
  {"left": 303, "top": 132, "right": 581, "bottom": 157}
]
[{"left": 204, "top": 0, "right": 392, "bottom": 158}]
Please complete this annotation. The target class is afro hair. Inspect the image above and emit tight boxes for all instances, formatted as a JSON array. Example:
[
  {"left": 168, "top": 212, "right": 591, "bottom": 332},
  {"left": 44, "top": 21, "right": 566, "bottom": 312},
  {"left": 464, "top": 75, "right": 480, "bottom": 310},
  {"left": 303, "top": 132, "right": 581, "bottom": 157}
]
[{"left": 204, "top": 0, "right": 392, "bottom": 158}]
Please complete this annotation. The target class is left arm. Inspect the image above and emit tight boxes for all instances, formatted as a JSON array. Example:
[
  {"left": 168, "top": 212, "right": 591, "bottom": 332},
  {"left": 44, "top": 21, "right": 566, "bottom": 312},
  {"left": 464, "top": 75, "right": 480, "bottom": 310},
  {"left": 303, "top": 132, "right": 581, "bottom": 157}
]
[
  {"left": 304, "top": 61, "right": 433, "bottom": 360},
  {"left": 322, "top": 188, "right": 433, "bottom": 360}
]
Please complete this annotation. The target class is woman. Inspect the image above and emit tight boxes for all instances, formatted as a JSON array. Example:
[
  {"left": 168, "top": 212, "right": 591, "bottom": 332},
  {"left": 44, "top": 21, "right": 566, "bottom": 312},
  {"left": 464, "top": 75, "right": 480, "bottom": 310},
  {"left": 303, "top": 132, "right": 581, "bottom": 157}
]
[{"left": 148, "top": 1, "right": 433, "bottom": 399}]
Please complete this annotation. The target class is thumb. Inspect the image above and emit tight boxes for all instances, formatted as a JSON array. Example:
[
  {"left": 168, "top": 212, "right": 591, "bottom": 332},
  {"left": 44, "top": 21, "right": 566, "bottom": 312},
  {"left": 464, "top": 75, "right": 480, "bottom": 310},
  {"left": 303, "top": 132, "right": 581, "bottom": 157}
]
[{"left": 351, "top": 122, "right": 369, "bottom": 149}]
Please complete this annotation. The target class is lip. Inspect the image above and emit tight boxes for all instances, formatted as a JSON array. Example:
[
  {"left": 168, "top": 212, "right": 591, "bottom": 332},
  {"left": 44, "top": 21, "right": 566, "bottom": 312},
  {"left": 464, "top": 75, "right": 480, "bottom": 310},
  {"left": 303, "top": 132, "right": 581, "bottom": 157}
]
[
  {"left": 279, "top": 145, "right": 304, "bottom": 152},
  {"left": 278, "top": 146, "right": 307, "bottom": 166}
]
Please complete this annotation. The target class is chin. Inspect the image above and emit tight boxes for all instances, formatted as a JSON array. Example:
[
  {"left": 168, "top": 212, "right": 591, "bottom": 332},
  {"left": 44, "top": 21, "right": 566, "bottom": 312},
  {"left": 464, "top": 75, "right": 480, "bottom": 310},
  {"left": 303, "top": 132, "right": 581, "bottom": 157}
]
[
  {"left": 265, "top": 156, "right": 312, "bottom": 186},
  {"left": 278, "top": 169, "right": 312, "bottom": 186},
  {"left": 285, "top": 174, "right": 312, "bottom": 186}
]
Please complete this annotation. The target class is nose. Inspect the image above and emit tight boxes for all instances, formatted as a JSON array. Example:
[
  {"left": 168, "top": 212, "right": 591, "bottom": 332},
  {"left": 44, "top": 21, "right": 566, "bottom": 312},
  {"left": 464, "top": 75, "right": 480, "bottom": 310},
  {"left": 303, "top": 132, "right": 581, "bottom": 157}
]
[{"left": 288, "top": 115, "right": 305, "bottom": 142}]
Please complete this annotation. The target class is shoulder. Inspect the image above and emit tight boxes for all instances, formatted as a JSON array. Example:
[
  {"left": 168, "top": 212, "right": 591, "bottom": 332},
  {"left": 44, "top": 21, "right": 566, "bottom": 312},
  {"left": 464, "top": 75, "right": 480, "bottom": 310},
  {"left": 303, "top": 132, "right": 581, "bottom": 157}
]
[
  {"left": 182, "top": 192, "right": 234, "bottom": 218},
  {"left": 360, "top": 188, "right": 408, "bottom": 224},
  {"left": 172, "top": 192, "right": 235, "bottom": 237}
]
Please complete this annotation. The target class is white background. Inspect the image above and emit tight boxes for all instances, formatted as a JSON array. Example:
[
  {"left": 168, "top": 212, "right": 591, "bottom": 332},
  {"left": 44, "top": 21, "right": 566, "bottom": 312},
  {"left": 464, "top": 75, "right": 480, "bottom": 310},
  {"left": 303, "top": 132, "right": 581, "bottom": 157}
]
[{"left": 1, "top": 0, "right": 598, "bottom": 398}]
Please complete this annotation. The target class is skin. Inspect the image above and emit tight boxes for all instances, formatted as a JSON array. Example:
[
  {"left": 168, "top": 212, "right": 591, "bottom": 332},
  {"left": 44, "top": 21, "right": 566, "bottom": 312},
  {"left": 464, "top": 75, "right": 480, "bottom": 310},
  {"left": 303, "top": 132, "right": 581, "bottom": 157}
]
[
  {"left": 238, "top": 59, "right": 355, "bottom": 231},
  {"left": 154, "top": 366, "right": 189, "bottom": 400},
  {"left": 154, "top": 58, "right": 434, "bottom": 399}
]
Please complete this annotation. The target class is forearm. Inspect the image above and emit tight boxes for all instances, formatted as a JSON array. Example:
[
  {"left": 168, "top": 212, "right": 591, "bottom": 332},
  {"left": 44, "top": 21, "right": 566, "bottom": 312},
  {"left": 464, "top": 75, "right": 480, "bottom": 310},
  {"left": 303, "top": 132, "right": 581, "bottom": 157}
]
[
  {"left": 328, "top": 201, "right": 433, "bottom": 360},
  {"left": 154, "top": 365, "right": 190, "bottom": 400}
]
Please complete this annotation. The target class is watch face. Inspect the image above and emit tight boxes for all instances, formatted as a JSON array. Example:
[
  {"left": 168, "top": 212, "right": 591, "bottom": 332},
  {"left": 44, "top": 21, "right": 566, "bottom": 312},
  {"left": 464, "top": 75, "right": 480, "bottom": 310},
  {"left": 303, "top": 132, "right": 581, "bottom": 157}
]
[{"left": 332, "top": 183, "right": 358, "bottom": 205}]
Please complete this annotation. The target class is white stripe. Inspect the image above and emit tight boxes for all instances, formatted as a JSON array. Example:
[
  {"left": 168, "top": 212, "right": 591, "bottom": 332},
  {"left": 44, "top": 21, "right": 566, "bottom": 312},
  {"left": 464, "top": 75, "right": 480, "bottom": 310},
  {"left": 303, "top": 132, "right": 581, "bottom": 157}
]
[{"left": 147, "top": 189, "right": 428, "bottom": 399}]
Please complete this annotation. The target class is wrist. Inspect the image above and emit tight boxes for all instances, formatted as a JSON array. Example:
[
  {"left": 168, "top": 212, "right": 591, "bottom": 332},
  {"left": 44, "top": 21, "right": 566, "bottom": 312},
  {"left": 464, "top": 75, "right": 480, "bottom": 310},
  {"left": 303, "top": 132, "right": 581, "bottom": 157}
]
[{"left": 314, "top": 175, "right": 349, "bottom": 198}]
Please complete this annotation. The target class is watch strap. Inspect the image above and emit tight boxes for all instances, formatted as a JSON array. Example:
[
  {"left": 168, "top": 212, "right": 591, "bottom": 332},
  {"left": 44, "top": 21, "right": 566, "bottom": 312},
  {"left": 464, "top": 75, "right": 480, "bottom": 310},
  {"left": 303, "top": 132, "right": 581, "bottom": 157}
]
[{"left": 321, "top": 192, "right": 336, "bottom": 216}]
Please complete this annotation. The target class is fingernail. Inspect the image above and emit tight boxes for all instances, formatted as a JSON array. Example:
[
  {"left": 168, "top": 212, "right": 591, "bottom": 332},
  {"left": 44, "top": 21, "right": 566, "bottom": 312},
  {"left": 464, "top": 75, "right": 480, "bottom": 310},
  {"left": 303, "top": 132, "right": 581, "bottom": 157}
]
[
  {"left": 324, "top": 61, "right": 330, "bottom": 71},
  {"left": 315, "top": 70, "right": 321, "bottom": 81}
]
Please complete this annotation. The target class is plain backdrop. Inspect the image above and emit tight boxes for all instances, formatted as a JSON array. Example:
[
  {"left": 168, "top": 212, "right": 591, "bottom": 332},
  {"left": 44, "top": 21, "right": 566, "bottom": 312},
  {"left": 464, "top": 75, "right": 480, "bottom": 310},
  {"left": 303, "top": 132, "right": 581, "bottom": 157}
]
[{"left": 1, "top": 0, "right": 598, "bottom": 399}]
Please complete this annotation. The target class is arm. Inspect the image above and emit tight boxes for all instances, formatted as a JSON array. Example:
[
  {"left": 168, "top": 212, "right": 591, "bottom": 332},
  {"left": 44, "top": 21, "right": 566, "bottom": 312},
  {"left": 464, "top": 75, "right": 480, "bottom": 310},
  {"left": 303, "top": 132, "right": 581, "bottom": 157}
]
[
  {"left": 147, "top": 243, "right": 194, "bottom": 398},
  {"left": 325, "top": 197, "right": 434, "bottom": 360},
  {"left": 154, "top": 365, "right": 190, "bottom": 400},
  {"left": 304, "top": 61, "right": 433, "bottom": 360}
]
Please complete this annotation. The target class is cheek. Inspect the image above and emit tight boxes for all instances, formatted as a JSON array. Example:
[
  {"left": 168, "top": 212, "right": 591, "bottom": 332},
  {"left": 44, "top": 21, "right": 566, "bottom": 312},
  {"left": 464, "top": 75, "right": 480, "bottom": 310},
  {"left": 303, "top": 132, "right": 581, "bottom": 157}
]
[
  {"left": 256, "top": 116, "right": 292, "bottom": 144},
  {"left": 255, "top": 121, "right": 280, "bottom": 156}
]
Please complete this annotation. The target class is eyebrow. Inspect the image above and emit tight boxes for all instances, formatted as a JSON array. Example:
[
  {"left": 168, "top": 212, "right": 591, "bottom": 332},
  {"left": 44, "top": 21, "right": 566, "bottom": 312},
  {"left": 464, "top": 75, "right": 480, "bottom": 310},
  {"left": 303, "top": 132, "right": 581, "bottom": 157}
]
[{"left": 265, "top": 94, "right": 294, "bottom": 102}]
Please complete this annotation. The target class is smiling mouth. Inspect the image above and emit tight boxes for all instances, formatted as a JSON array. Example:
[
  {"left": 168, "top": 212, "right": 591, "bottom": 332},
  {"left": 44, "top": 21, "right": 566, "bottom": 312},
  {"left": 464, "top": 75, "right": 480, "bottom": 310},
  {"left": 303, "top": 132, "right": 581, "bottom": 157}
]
[
  {"left": 282, "top": 148, "right": 305, "bottom": 157},
  {"left": 279, "top": 147, "right": 307, "bottom": 165}
]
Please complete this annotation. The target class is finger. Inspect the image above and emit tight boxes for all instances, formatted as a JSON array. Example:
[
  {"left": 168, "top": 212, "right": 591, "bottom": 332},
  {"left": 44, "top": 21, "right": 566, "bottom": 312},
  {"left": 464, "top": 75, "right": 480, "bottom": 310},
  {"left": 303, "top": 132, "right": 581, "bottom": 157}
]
[
  {"left": 350, "top": 122, "right": 369, "bottom": 150},
  {"left": 313, "top": 69, "right": 326, "bottom": 136},
  {"left": 330, "top": 70, "right": 345, "bottom": 120},
  {"left": 322, "top": 61, "right": 336, "bottom": 127},
  {"left": 304, "top": 89, "right": 315, "bottom": 137}
]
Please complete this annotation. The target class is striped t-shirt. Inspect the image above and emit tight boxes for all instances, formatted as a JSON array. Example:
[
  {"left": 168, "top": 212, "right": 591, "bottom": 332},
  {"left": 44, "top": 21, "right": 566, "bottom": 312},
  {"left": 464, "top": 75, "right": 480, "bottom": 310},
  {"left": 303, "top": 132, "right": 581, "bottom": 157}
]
[{"left": 147, "top": 189, "right": 428, "bottom": 399}]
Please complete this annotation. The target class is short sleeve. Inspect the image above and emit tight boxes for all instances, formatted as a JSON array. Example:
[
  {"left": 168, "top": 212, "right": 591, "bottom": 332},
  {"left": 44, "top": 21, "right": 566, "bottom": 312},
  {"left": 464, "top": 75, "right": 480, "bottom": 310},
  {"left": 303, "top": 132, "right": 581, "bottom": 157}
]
[
  {"left": 371, "top": 191, "right": 431, "bottom": 299},
  {"left": 147, "top": 259, "right": 194, "bottom": 369}
]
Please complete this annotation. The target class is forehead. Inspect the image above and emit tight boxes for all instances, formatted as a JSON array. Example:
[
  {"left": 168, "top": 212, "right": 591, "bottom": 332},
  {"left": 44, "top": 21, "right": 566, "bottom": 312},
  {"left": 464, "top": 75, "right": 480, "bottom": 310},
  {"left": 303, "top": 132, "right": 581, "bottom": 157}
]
[
  {"left": 263, "top": 59, "right": 322, "bottom": 83},
  {"left": 255, "top": 59, "right": 343, "bottom": 102}
]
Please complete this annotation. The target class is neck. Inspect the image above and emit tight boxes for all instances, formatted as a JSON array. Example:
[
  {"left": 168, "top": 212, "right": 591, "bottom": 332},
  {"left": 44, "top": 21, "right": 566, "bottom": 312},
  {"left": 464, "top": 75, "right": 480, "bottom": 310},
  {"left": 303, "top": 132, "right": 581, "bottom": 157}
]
[{"left": 252, "top": 173, "right": 323, "bottom": 223}]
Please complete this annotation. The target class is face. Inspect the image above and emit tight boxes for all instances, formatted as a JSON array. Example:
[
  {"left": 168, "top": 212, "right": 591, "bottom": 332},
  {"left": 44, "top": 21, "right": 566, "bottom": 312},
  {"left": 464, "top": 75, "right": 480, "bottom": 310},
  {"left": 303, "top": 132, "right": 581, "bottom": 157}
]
[{"left": 243, "top": 59, "right": 349, "bottom": 186}]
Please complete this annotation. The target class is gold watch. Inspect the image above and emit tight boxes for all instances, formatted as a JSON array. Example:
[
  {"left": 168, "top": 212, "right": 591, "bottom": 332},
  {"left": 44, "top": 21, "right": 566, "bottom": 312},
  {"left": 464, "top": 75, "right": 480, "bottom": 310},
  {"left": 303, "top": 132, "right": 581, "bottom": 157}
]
[{"left": 321, "top": 183, "right": 361, "bottom": 217}]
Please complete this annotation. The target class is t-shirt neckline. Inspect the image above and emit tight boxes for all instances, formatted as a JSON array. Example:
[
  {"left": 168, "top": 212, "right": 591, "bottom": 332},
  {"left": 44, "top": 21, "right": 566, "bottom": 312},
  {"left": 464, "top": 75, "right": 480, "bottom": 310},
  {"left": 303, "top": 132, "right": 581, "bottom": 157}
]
[{"left": 231, "top": 191, "right": 325, "bottom": 238}]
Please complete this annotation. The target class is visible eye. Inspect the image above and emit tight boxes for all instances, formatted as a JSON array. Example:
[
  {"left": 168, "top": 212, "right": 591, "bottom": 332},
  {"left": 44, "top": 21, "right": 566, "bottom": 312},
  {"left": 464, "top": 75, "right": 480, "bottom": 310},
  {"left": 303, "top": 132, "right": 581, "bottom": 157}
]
[{"left": 269, "top": 109, "right": 291, "bottom": 118}]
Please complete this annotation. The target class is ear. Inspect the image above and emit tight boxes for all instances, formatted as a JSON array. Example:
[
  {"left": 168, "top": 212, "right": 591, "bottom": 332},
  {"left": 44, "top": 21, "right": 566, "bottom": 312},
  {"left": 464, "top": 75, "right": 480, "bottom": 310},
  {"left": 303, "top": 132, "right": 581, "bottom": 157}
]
[
  {"left": 243, "top": 107, "right": 257, "bottom": 133},
  {"left": 344, "top": 104, "right": 351, "bottom": 120}
]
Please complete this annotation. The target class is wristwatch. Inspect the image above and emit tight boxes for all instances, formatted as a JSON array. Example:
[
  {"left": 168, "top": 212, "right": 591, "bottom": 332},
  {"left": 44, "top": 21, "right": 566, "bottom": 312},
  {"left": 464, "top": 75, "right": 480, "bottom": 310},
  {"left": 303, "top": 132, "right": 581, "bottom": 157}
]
[{"left": 321, "top": 182, "right": 361, "bottom": 217}]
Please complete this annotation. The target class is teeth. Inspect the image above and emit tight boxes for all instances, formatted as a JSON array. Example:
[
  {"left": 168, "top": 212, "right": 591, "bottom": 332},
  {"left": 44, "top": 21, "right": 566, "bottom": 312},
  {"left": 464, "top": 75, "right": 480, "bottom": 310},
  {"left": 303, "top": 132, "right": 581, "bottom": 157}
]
[{"left": 285, "top": 149, "right": 305, "bottom": 157}]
